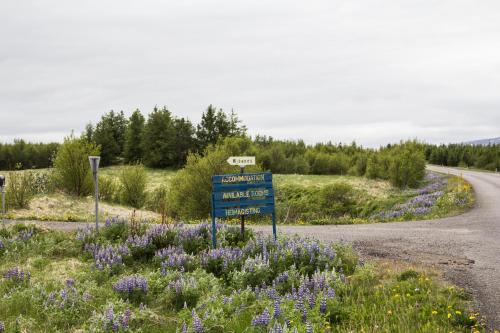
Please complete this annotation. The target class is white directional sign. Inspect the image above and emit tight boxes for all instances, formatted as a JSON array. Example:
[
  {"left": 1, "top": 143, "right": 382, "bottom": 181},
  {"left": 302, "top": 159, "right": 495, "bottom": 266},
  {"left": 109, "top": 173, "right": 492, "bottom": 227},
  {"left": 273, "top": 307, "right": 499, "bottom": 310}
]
[{"left": 227, "top": 156, "right": 256, "bottom": 167}]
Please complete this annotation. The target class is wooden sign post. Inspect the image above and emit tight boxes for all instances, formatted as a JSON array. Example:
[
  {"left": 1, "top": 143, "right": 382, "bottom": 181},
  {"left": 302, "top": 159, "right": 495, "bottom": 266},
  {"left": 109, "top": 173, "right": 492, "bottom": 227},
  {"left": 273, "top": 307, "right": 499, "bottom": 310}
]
[{"left": 211, "top": 171, "right": 276, "bottom": 248}]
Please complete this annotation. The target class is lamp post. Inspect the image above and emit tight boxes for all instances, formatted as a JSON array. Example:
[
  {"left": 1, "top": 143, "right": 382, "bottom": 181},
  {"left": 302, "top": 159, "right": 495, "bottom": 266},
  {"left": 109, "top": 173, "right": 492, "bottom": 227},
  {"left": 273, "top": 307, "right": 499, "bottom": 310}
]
[
  {"left": 0, "top": 175, "right": 5, "bottom": 227},
  {"left": 89, "top": 156, "right": 100, "bottom": 232}
]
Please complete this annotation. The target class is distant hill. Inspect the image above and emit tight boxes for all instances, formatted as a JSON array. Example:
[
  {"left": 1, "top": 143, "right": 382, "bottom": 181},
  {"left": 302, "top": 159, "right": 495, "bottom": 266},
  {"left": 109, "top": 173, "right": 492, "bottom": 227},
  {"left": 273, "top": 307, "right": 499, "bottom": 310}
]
[{"left": 464, "top": 137, "right": 500, "bottom": 145}]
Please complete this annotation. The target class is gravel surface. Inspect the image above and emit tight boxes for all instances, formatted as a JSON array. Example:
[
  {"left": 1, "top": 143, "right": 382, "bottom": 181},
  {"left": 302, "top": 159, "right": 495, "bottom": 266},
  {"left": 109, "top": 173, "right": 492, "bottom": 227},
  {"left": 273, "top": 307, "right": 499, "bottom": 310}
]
[{"left": 4, "top": 165, "right": 500, "bottom": 329}]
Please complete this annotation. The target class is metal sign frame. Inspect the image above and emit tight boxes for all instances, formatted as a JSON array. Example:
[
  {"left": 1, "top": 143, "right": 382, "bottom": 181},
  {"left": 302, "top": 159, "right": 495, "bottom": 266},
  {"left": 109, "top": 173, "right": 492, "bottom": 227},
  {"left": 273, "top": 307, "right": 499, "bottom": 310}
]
[{"left": 211, "top": 171, "right": 276, "bottom": 248}]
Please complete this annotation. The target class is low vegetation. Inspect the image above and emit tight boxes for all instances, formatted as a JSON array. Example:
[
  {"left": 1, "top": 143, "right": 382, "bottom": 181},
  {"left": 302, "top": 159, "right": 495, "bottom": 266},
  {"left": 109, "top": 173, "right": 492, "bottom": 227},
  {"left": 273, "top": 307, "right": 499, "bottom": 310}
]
[
  {"left": 0, "top": 222, "right": 484, "bottom": 332},
  {"left": 1, "top": 164, "right": 473, "bottom": 225}
]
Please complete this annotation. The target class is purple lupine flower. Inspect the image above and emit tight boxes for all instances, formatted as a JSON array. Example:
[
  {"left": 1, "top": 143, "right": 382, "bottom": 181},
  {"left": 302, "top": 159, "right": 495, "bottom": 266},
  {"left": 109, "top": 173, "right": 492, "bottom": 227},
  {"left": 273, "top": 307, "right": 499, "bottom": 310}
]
[
  {"left": 326, "top": 287, "right": 336, "bottom": 299},
  {"left": 320, "top": 297, "right": 327, "bottom": 313},
  {"left": 301, "top": 307, "right": 308, "bottom": 323},
  {"left": 0, "top": 321, "right": 4, "bottom": 332},
  {"left": 121, "top": 309, "right": 131, "bottom": 327},
  {"left": 88, "top": 244, "right": 127, "bottom": 271},
  {"left": 106, "top": 307, "right": 114, "bottom": 322},
  {"left": 76, "top": 225, "right": 95, "bottom": 242},
  {"left": 270, "top": 323, "right": 284, "bottom": 333},
  {"left": 308, "top": 294, "right": 316, "bottom": 309},
  {"left": 15, "top": 229, "right": 35, "bottom": 241},
  {"left": 113, "top": 275, "right": 148, "bottom": 294},
  {"left": 192, "top": 309, "right": 204, "bottom": 333},
  {"left": 306, "top": 322, "right": 313, "bottom": 333},
  {"left": 0, "top": 238, "right": 4, "bottom": 250},
  {"left": 273, "top": 299, "right": 281, "bottom": 319},
  {"left": 65, "top": 279, "right": 75, "bottom": 288},
  {"left": 182, "top": 322, "right": 188, "bottom": 333},
  {"left": 251, "top": 308, "right": 270, "bottom": 327},
  {"left": 200, "top": 247, "right": 243, "bottom": 269},
  {"left": 4, "top": 267, "right": 30, "bottom": 282}
]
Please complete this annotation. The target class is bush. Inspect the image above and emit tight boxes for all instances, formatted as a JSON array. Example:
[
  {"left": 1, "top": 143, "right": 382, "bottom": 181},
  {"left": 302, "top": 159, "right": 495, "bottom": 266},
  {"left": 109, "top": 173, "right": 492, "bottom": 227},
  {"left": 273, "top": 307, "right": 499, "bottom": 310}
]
[
  {"left": 318, "top": 182, "right": 357, "bottom": 217},
  {"left": 168, "top": 138, "right": 258, "bottom": 220},
  {"left": 147, "top": 184, "right": 169, "bottom": 224},
  {"left": 387, "top": 142, "right": 426, "bottom": 188},
  {"left": 119, "top": 164, "right": 147, "bottom": 209},
  {"left": 6, "top": 171, "right": 35, "bottom": 209},
  {"left": 98, "top": 176, "right": 119, "bottom": 203},
  {"left": 53, "top": 136, "right": 100, "bottom": 196}
]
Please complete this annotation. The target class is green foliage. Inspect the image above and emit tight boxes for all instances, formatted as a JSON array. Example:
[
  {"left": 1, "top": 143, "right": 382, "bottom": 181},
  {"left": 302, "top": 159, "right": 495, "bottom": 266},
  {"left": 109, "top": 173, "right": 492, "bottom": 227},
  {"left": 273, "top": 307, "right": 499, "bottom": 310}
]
[
  {"left": 119, "top": 164, "right": 147, "bottom": 209},
  {"left": 426, "top": 142, "right": 500, "bottom": 171},
  {"left": 91, "top": 110, "right": 128, "bottom": 166},
  {"left": 98, "top": 176, "right": 119, "bottom": 203},
  {"left": 318, "top": 182, "right": 357, "bottom": 217},
  {"left": 53, "top": 136, "right": 100, "bottom": 196},
  {"left": 0, "top": 139, "right": 58, "bottom": 170},
  {"left": 123, "top": 109, "right": 145, "bottom": 163},
  {"left": 0, "top": 224, "right": 482, "bottom": 333},
  {"left": 142, "top": 107, "right": 174, "bottom": 168},
  {"left": 5, "top": 170, "right": 35, "bottom": 209},
  {"left": 387, "top": 142, "right": 426, "bottom": 188},
  {"left": 146, "top": 184, "right": 169, "bottom": 224},
  {"left": 168, "top": 138, "right": 255, "bottom": 220},
  {"left": 196, "top": 105, "right": 247, "bottom": 152}
]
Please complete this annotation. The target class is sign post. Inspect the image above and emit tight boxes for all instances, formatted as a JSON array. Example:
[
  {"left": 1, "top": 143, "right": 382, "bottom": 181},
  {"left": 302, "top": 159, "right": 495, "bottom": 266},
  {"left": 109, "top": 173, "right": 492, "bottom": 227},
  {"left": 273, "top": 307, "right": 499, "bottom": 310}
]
[
  {"left": 89, "top": 156, "right": 100, "bottom": 232},
  {"left": 211, "top": 170, "right": 276, "bottom": 248},
  {"left": 0, "top": 175, "right": 5, "bottom": 227},
  {"left": 226, "top": 156, "right": 256, "bottom": 239}
]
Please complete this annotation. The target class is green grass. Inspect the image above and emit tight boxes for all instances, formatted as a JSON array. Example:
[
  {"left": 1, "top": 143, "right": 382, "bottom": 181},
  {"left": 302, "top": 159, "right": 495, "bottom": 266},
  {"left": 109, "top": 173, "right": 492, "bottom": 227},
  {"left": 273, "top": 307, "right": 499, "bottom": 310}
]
[
  {"left": 99, "top": 166, "right": 178, "bottom": 191},
  {"left": 1, "top": 167, "right": 474, "bottom": 225},
  {"left": 0, "top": 224, "right": 485, "bottom": 333}
]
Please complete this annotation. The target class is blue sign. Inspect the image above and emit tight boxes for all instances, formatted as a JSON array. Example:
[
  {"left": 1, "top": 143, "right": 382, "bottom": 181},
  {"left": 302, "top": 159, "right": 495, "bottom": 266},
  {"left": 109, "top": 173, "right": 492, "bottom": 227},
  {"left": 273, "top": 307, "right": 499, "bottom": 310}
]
[{"left": 211, "top": 172, "right": 276, "bottom": 248}]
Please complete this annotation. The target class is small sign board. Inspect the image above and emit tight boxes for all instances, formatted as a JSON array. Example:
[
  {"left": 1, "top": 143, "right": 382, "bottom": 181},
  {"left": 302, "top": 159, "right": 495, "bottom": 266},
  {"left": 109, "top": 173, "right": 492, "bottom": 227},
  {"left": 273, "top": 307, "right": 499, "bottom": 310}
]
[
  {"left": 211, "top": 171, "right": 276, "bottom": 248},
  {"left": 226, "top": 156, "right": 256, "bottom": 167}
]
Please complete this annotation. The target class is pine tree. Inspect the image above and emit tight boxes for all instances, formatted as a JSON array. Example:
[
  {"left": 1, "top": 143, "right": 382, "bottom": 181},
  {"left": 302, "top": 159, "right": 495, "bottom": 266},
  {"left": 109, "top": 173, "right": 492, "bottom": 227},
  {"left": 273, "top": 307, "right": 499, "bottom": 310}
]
[
  {"left": 196, "top": 105, "right": 246, "bottom": 152},
  {"left": 124, "top": 109, "right": 145, "bottom": 163},
  {"left": 171, "top": 117, "right": 195, "bottom": 167},
  {"left": 142, "top": 107, "right": 175, "bottom": 168},
  {"left": 93, "top": 110, "right": 128, "bottom": 166}
]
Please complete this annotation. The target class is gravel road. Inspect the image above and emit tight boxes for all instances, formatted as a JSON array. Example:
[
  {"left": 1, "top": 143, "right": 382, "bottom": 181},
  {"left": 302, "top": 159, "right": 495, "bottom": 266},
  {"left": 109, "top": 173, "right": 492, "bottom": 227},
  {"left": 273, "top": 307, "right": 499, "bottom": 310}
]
[
  {"left": 4, "top": 166, "right": 500, "bottom": 329},
  {"left": 255, "top": 165, "right": 500, "bottom": 330}
]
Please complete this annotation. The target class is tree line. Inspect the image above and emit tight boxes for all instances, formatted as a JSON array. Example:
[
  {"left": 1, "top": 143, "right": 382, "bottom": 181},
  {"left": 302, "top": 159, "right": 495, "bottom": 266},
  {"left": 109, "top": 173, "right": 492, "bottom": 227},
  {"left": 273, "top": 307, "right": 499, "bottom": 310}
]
[
  {"left": 0, "top": 105, "right": 245, "bottom": 170},
  {"left": 425, "top": 143, "right": 500, "bottom": 171},
  {"left": 83, "top": 105, "right": 246, "bottom": 167}
]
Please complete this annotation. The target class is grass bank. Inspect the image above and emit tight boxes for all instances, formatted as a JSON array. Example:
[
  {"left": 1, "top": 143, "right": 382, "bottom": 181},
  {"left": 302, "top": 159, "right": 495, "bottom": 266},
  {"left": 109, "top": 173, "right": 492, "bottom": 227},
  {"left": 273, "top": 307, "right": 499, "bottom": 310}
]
[
  {"left": 1, "top": 168, "right": 473, "bottom": 225},
  {"left": 0, "top": 222, "right": 485, "bottom": 332}
]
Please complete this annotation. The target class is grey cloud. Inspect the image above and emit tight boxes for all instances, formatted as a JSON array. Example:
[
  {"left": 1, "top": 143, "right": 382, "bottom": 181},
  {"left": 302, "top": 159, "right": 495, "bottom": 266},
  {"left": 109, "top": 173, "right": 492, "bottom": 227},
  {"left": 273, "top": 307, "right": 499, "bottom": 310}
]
[{"left": 1, "top": 0, "right": 500, "bottom": 147}]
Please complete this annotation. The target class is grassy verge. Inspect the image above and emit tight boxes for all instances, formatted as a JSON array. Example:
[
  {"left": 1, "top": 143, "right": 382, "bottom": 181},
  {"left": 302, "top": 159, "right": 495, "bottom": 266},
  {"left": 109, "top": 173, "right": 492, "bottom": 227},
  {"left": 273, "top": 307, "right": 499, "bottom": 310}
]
[
  {"left": 0, "top": 223, "right": 485, "bottom": 332},
  {"left": 1, "top": 168, "right": 474, "bottom": 225}
]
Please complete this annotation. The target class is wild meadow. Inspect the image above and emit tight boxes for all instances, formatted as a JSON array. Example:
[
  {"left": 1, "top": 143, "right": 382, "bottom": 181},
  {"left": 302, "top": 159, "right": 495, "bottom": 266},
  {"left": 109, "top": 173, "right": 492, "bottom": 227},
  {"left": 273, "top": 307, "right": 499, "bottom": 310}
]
[
  {"left": 1, "top": 165, "right": 473, "bottom": 226},
  {"left": 0, "top": 221, "right": 484, "bottom": 332}
]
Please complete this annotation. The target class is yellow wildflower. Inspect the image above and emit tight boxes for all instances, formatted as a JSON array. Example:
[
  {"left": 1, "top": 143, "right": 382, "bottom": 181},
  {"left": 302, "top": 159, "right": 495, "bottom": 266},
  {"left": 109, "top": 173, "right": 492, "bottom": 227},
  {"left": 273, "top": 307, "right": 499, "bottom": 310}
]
[
  {"left": 432, "top": 310, "right": 438, "bottom": 315},
  {"left": 447, "top": 313, "right": 452, "bottom": 319},
  {"left": 455, "top": 310, "right": 461, "bottom": 315},
  {"left": 469, "top": 316, "right": 476, "bottom": 320},
  {"left": 387, "top": 310, "right": 392, "bottom": 315}
]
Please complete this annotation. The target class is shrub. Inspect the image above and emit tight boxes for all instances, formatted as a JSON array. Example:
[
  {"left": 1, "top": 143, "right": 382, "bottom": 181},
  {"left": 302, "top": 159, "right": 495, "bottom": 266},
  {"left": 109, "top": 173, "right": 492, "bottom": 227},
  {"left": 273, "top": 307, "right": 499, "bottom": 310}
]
[
  {"left": 168, "top": 138, "right": 258, "bottom": 220},
  {"left": 147, "top": 184, "right": 169, "bottom": 224},
  {"left": 119, "top": 164, "right": 147, "bottom": 209},
  {"left": 318, "top": 182, "right": 357, "bottom": 217},
  {"left": 6, "top": 171, "right": 35, "bottom": 209},
  {"left": 53, "top": 135, "right": 100, "bottom": 196},
  {"left": 387, "top": 142, "right": 426, "bottom": 188},
  {"left": 98, "top": 176, "right": 118, "bottom": 203}
]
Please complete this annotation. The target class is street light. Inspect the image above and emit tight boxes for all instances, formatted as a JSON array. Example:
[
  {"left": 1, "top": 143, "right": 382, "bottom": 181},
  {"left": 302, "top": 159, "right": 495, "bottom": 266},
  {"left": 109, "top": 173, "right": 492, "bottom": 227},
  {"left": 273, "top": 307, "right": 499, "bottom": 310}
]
[
  {"left": 0, "top": 175, "right": 5, "bottom": 226},
  {"left": 89, "top": 156, "right": 100, "bottom": 232}
]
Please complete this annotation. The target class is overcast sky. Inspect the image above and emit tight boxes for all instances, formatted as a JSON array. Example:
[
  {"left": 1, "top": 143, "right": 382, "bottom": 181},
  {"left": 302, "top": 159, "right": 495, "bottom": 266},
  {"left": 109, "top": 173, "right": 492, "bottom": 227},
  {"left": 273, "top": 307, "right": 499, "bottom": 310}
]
[{"left": 1, "top": 1, "right": 499, "bottom": 147}]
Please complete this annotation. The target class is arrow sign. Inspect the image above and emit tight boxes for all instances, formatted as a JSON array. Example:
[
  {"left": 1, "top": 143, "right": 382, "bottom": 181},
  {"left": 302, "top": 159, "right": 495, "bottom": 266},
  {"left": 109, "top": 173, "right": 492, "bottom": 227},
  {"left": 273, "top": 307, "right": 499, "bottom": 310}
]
[{"left": 227, "top": 156, "right": 256, "bottom": 167}]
